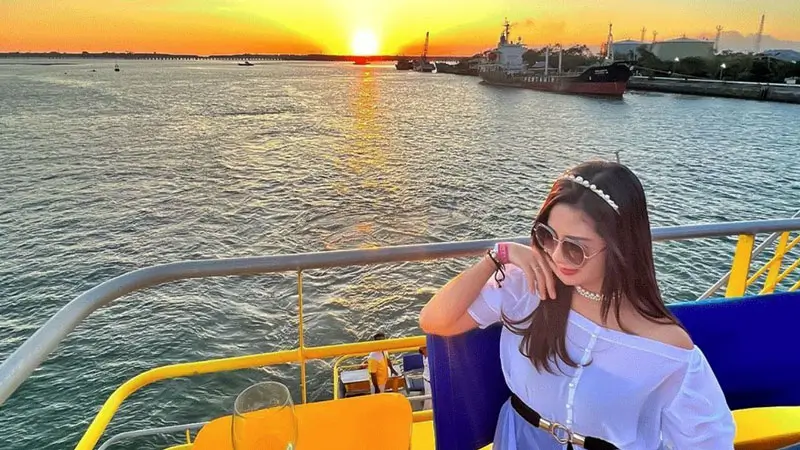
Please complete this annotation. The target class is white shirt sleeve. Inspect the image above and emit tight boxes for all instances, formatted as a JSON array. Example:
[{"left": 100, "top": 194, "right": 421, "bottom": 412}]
[
  {"left": 466, "top": 265, "right": 540, "bottom": 328},
  {"left": 661, "top": 347, "right": 736, "bottom": 449}
]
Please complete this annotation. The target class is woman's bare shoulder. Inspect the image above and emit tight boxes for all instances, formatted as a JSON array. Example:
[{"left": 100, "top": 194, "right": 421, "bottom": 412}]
[{"left": 638, "top": 320, "right": 694, "bottom": 350}]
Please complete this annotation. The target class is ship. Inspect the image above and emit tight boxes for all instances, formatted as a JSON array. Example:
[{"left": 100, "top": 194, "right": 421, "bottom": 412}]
[
  {"left": 413, "top": 32, "right": 436, "bottom": 73},
  {"left": 413, "top": 60, "right": 435, "bottom": 73},
  {"left": 479, "top": 20, "right": 632, "bottom": 97},
  {"left": 435, "top": 58, "right": 481, "bottom": 76},
  {"left": 395, "top": 58, "right": 413, "bottom": 70}
]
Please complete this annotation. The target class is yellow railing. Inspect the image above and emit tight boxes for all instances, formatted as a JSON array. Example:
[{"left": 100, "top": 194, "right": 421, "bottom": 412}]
[
  {"left": 725, "top": 231, "right": 800, "bottom": 297},
  {"left": 81, "top": 229, "right": 800, "bottom": 449},
  {"left": 77, "top": 337, "right": 427, "bottom": 449},
  {"left": 75, "top": 267, "right": 427, "bottom": 450}
]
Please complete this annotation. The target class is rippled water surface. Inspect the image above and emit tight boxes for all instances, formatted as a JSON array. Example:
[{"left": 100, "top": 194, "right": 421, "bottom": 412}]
[{"left": 1, "top": 59, "right": 799, "bottom": 449}]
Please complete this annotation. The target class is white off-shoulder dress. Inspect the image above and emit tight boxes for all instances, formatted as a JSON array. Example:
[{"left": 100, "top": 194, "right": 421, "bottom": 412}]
[{"left": 466, "top": 265, "right": 736, "bottom": 449}]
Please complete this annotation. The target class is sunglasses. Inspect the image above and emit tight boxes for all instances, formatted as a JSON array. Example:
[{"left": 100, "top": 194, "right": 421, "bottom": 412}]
[{"left": 532, "top": 222, "right": 605, "bottom": 268}]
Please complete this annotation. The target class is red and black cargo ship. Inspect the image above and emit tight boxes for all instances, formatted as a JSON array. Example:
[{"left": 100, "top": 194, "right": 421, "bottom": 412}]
[
  {"left": 479, "top": 62, "right": 632, "bottom": 97},
  {"left": 478, "top": 20, "right": 632, "bottom": 97}
]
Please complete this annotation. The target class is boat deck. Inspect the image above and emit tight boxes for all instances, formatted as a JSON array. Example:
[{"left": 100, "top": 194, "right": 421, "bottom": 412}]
[{"left": 0, "top": 217, "right": 799, "bottom": 449}]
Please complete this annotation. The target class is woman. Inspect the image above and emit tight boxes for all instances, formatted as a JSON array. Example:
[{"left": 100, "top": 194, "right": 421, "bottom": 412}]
[{"left": 419, "top": 161, "right": 735, "bottom": 449}]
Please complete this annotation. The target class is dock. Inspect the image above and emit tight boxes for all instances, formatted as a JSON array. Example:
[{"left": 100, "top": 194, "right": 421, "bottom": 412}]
[{"left": 628, "top": 76, "right": 800, "bottom": 104}]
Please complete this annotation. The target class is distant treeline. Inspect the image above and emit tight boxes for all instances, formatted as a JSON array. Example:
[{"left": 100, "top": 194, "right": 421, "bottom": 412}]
[
  {"left": 634, "top": 47, "right": 800, "bottom": 83},
  {"left": 507, "top": 45, "right": 800, "bottom": 83},
  {"left": 0, "top": 52, "right": 469, "bottom": 62}
]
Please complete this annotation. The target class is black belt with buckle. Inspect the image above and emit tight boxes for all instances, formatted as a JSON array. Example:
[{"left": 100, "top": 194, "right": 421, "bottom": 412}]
[{"left": 510, "top": 394, "right": 618, "bottom": 450}]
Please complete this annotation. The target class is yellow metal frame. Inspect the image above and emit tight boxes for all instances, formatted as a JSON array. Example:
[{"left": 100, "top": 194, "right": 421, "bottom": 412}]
[
  {"left": 77, "top": 231, "right": 800, "bottom": 449},
  {"left": 727, "top": 232, "right": 800, "bottom": 298},
  {"left": 726, "top": 234, "right": 756, "bottom": 297},
  {"left": 77, "top": 337, "right": 428, "bottom": 449},
  {"left": 77, "top": 335, "right": 431, "bottom": 448},
  {"left": 76, "top": 268, "right": 427, "bottom": 450}
]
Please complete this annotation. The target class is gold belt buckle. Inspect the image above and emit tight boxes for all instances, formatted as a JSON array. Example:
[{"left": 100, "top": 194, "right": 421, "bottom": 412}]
[
  {"left": 539, "top": 418, "right": 572, "bottom": 445},
  {"left": 548, "top": 421, "right": 572, "bottom": 445}
]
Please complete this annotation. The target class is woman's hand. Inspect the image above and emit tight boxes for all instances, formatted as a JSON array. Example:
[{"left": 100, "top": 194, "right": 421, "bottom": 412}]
[{"left": 506, "top": 242, "right": 556, "bottom": 300}]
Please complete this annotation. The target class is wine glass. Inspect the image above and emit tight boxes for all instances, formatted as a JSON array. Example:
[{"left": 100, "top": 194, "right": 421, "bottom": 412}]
[{"left": 231, "top": 381, "right": 298, "bottom": 450}]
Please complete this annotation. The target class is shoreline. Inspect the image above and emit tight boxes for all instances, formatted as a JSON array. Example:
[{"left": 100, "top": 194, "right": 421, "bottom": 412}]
[{"left": 628, "top": 76, "right": 800, "bottom": 104}]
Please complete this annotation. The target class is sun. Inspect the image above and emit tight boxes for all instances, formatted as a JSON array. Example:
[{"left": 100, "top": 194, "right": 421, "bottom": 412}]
[{"left": 351, "top": 30, "right": 379, "bottom": 56}]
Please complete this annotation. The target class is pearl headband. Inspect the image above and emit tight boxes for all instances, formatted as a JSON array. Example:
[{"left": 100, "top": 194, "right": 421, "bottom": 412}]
[{"left": 560, "top": 173, "right": 620, "bottom": 214}]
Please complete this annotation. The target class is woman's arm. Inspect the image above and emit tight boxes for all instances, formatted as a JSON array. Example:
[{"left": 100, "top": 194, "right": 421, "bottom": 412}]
[
  {"left": 419, "top": 243, "right": 555, "bottom": 336},
  {"left": 419, "top": 255, "right": 498, "bottom": 336},
  {"left": 661, "top": 348, "right": 735, "bottom": 449}
]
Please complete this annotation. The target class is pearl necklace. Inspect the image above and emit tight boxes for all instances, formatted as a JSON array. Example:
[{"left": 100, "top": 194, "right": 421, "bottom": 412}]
[{"left": 575, "top": 286, "right": 603, "bottom": 302}]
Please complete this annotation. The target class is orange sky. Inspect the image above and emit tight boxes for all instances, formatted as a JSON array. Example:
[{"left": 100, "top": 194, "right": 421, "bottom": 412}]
[{"left": 1, "top": 0, "right": 798, "bottom": 55}]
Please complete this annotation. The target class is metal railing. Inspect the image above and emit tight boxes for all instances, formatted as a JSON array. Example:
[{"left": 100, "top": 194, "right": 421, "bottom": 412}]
[
  {"left": 1, "top": 217, "right": 799, "bottom": 450},
  {"left": 700, "top": 210, "right": 800, "bottom": 298},
  {"left": 747, "top": 231, "right": 800, "bottom": 293},
  {"left": 79, "top": 336, "right": 428, "bottom": 449},
  {"left": 97, "top": 422, "right": 206, "bottom": 450}
]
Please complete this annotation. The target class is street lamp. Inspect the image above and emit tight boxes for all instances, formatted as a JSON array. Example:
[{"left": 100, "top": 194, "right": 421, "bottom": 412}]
[
  {"left": 719, "top": 63, "right": 726, "bottom": 80},
  {"left": 672, "top": 56, "right": 680, "bottom": 76}
]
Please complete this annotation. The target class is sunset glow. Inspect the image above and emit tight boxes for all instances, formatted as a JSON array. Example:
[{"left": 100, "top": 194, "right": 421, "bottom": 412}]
[
  {"left": 0, "top": 0, "right": 798, "bottom": 55},
  {"left": 351, "top": 30, "right": 380, "bottom": 55}
]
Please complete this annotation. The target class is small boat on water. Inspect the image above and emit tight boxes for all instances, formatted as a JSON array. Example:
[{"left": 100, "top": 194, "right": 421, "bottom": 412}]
[
  {"left": 395, "top": 58, "right": 413, "bottom": 70},
  {"left": 114, "top": 63, "right": 120, "bottom": 72},
  {"left": 479, "top": 20, "right": 631, "bottom": 97},
  {"left": 413, "top": 60, "right": 435, "bottom": 73},
  {"left": 238, "top": 61, "right": 254, "bottom": 66},
  {"left": 435, "top": 60, "right": 479, "bottom": 76},
  {"left": 413, "top": 32, "right": 435, "bottom": 73}
]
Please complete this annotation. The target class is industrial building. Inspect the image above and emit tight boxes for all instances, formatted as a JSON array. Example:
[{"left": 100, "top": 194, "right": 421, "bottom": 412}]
[
  {"left": 651, "top": 38, "right": 715, "bottom": 61},
  {"left": 762, "top": 49, "right": 800, "bottom": 63},
  {"left": 611, "top": 37, "right": 715, "bottom": 61},
  {"left": 611, "top": 40, "right": 645, "bottom": 60}
]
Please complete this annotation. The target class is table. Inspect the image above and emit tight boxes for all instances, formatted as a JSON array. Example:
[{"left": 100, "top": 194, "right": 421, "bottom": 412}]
[
  {"left": 340, "top": 368, "right": 370, "bottom": 384},
  {"left": 339, "top": 368, "right": 406, "bottom": 396},
  {"left": 192, "top": 393, "right": 413, "bottom": 450}
]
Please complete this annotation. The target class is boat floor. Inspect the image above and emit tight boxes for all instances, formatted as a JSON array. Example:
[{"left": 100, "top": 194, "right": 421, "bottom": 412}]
[
  {"left": 163, "top": 406, "right": 800, "bottom": 449},
  {"left": 422, "top": 406, "right": 800, "bottom": 450},
  {"left": 411, "top": 421, "right": 435, "bottom": 449}
]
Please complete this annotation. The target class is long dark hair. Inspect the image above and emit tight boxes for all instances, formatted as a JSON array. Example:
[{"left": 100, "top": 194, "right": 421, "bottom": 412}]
[{"left": 504, "top": 161, "right": 682, "bottom": 374}]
